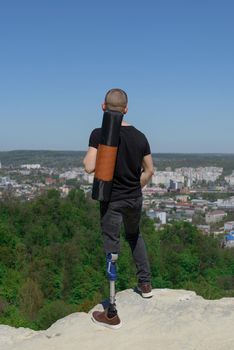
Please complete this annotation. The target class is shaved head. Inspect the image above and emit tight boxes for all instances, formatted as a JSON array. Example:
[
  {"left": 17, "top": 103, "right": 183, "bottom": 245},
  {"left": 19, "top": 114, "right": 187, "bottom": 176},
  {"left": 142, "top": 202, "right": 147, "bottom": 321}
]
[{"left": 104, "top": 88, "right": 128, "bottom": 113}]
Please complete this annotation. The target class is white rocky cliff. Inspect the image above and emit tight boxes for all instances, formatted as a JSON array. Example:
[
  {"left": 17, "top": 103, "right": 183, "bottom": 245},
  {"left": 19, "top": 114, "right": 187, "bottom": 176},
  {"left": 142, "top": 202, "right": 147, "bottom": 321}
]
[{"left": 1, "top": 288, "right": 234, "bottom": 350}]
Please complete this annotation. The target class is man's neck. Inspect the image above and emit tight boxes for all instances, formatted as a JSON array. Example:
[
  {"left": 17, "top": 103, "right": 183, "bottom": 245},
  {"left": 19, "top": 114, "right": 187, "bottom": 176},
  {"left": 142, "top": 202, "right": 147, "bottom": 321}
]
[{"left": 121, "top": 120, "right": 131, "bottom": 126}]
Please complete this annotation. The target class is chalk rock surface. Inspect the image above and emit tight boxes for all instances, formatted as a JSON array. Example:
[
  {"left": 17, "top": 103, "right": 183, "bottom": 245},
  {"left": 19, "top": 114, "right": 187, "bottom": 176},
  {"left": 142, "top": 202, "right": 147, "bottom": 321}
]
[{"left": 1, "top": 288, "right": 234, "bottom": 350}]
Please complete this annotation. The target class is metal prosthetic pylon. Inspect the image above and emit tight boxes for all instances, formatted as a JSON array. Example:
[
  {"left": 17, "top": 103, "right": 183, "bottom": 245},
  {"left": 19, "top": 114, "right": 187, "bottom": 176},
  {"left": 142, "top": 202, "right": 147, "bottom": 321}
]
[{"left": 106, "top": 253, "right": 118, "bottom": 318}]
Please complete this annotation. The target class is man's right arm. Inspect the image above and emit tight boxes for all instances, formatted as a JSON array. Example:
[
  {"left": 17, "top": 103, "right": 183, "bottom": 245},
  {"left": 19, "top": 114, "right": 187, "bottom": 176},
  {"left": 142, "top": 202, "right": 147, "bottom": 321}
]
[
  {"left": 140, "top": 154, "right": 154, "bottom": 188},
  {"left": 83, "top": 129, "right": 99, "bottom": 174},
  {"left": 83, "top": 146, "right": 97, "bottom": 174}
]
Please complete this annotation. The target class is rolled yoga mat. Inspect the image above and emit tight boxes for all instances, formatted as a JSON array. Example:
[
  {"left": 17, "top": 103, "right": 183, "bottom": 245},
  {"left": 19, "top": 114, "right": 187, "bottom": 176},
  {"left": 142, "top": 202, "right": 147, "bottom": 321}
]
[{"left": 92, "top": 110, "right": 123, "bottom": 201}]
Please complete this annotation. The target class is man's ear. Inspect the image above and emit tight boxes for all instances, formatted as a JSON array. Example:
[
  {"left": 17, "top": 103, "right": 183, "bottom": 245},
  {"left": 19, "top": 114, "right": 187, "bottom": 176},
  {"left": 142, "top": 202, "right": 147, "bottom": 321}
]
[
  {"left": 123, "top": 106, "right": 128, "bottom": 114},
  {"left": 102, "top": 103, "right": 107, "bottom": 111}
]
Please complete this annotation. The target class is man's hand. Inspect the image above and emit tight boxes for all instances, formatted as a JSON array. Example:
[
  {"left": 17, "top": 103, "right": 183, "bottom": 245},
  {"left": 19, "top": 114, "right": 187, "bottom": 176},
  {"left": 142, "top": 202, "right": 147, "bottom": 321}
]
[
  {"left": 140, "top": 154, "right": 154, "bottom": 188},
  {"left": 83, "top": 147, "right": 97, "bottom": 174}
]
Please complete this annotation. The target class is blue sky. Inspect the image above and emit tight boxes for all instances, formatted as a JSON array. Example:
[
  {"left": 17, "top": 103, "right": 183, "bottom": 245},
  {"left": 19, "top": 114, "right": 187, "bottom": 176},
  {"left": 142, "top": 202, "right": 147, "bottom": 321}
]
[{"left": 0, "top": 0, "right": 233, "bottom": 153}]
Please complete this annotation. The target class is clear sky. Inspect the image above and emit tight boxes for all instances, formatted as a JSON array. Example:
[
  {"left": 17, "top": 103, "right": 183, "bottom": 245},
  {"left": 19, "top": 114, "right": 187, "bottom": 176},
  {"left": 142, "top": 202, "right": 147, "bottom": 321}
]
[{"left": 0, "top": 0, "right": 233, "bottom": 153}]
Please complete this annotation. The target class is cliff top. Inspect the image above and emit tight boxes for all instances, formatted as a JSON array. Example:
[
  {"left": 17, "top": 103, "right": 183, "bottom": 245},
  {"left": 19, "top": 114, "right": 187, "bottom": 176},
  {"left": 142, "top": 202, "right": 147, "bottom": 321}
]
[{"left": 1, "top": 288, "right": 234, "bottom": 350}]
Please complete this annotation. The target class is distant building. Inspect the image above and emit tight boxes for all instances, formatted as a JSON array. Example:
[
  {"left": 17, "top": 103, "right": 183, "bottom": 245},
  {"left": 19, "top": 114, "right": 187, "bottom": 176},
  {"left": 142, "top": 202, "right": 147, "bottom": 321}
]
[
  {"left": 151, "top": 171, "right": 184, "bottom": 187},
  {"left": 191, "top": 199, "right": 209, "bottom": 206},
  {"left": 80, "top": 184, "right": 92, "bottom": 196},
  {"left": 143, "top": 199, "right": 151, "bottom": 209},
  {"left": 225, "top": 172, "right": 234, "bottom": 186},
  {"left": 60, "top": 185, "right": 70, "bottom": 197},
  {"left": 45, "top": 177, "right": 57, "bottom": 185},
  {"left": 169, "top": 180, "right": 183, "bottom": 191},
  {"left": 21, "top": 164, "right": 41, "bottom": 169},
  {"left": 176, "top": 195, "right": 190, "bottom": 202},
  {"left": 223, "top": 231, "right": 234, "bottom": 248},
  {"left": 176, "top": 167, "right": 223, "bottom": 183},
  {"left": 155, "top": 211, "right": 167, "bottom": 224},
  {"left": 19, "top": 170, "right": 31, "bottom": 175},
  {"left": 146, "top": 209, "right": 167, "bottom": 224},
  {"left": 224, "top": 221, "right": 234, "bottom": 231},
  {"left": 176, "top": 204, "right": 195, "bottom": 217},
  {"left": 187, "top": 178, "right": 192, "bottom": 187},
  {"left": 83, "top": 173, "right": 94, "bottom": 184},
  {"left": 205, "top": 210, "right": 227, "bottom": 224},
  {"left": 59, "top": 170, "right": 79, "bottom": 180},
  {"left": 217, "top": 197, "right": 234, "bottom": 209},
  {"left": 0, "top": 176, "right": 17, "bottom": 187},
  {"left": 142, "top": 186, "right": 167, "bottom": 196},
  {"left": 197, "top": 225, "right": 210, "bottom": 235}
]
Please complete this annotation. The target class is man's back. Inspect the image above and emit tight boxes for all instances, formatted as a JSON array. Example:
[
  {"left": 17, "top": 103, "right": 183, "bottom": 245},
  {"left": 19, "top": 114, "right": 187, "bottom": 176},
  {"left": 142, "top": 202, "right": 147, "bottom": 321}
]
[{"left": 89, "top": 125, "right": 151, "bottom": 201}]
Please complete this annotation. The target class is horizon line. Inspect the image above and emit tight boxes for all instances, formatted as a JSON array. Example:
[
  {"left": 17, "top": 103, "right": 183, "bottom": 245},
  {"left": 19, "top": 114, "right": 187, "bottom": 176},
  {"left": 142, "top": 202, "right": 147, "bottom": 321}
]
[{"left": 0, "top": 149, "right": 234, "bottom": 156}]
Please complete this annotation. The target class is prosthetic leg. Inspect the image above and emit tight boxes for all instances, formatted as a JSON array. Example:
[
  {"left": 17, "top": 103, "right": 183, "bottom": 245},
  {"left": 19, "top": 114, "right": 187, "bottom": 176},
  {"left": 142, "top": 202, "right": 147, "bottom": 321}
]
[
  {"left": 92, "top": 252, "right": 121, "bottom": 328},
  {"left": 106, "top": 253, "right": 118, "bottom": 317}
]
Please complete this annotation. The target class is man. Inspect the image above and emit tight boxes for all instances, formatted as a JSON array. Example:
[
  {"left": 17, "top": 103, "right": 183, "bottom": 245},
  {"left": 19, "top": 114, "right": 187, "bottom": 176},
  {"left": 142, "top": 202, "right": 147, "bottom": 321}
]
[{"left": 83, "top": 88, "right": 154, "bottom": 328}]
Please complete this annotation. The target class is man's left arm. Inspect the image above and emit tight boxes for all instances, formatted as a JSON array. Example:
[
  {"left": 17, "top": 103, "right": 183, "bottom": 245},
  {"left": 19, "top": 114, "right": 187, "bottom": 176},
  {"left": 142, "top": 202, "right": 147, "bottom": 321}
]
[{"left": 140, "top": 154, "right": 154, "bottom": 188}]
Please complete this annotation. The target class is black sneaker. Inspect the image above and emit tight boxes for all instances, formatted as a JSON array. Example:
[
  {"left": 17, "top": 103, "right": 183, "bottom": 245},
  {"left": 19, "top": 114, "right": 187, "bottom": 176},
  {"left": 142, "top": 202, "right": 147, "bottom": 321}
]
[
  {"left": 137, "top": 282, "right": 153, "bottom": 298},
  {"left": 92, "top": 310, "right": 122, "bottom": 329}
]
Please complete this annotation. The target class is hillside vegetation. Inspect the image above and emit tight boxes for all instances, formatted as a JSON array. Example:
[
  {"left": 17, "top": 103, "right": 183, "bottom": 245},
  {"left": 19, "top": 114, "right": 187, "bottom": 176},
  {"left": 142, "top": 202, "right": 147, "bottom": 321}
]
[{"left": 0, "top": 189, "right": 234, "bottom": 330}]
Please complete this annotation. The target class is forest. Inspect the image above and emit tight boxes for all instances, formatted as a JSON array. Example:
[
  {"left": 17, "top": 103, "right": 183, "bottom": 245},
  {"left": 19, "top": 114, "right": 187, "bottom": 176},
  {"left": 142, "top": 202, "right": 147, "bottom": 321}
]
[{"left": 0, "top": 189, "right": 234, "bottom": 330}]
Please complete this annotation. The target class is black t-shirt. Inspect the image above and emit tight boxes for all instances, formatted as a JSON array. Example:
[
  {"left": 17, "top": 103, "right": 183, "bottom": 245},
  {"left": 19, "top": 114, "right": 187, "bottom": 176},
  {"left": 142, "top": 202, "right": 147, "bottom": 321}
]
[{"left": 89, "top": 125, "right": 151, "bottom": 202}]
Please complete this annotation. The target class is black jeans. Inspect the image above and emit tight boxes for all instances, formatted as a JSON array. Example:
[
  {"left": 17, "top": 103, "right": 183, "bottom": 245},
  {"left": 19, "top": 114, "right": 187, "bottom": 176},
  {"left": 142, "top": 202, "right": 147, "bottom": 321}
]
[{"left": 100, "top": 196, "right": 151, "bottom": 283}]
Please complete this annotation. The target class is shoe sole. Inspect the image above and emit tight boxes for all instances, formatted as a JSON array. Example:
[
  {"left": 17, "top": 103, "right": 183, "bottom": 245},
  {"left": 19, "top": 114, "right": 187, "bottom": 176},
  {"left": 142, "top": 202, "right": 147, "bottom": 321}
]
[
  {"left": 91, "top": 316, "right": 122, "bottom": 330},
  {"left": 137, "top": 286, "right": 153, "bottom": 298}
]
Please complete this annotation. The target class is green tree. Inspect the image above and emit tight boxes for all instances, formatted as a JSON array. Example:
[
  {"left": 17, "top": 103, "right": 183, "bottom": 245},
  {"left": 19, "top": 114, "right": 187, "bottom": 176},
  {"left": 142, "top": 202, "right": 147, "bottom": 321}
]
[{"left": 19, "top": 278, "right": 44, "bottom": 321}]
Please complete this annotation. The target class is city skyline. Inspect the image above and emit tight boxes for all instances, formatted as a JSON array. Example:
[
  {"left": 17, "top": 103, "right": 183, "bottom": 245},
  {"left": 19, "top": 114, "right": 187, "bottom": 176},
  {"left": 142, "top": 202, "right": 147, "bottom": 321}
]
[{"left": 0, "top": 1, "right": 233, "bottom": 153}]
